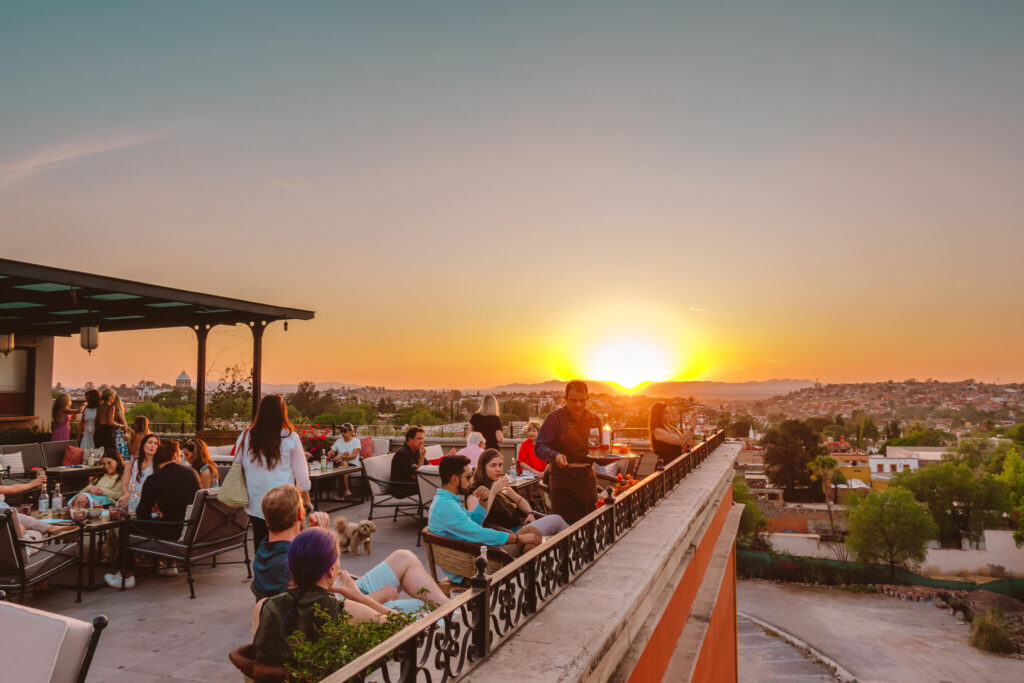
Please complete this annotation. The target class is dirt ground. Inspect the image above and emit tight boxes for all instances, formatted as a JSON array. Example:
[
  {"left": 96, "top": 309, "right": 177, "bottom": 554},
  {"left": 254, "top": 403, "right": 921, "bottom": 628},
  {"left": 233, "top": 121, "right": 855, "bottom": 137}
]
[{"left": 738, "top": 579, "right": 1024, "bottom": 683}]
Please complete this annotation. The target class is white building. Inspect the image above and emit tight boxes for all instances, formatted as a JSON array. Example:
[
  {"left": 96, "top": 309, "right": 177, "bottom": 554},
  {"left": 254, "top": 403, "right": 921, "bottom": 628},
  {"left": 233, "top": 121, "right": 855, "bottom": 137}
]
[
  {"left": 137, "top": 380, "right": 160, "bottom": 400},
  {"left": 885, "top": 446, "right": 947, "bottom": 465},
  {"left": 176, "top": 370, "right": 191, "bottom": 389},
  {"left": 869, "top": 454, "right": 918, "bottom": 475}
]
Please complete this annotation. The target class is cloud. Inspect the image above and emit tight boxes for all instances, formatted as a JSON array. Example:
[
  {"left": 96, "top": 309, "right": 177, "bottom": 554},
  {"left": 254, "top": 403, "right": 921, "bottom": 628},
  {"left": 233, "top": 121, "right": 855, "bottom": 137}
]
[
  {"left": 0, "top": 131, "right": 164, "bottom": 189},
  {"left": 689, "top": 306, "right": 703, "bottom": 312}
]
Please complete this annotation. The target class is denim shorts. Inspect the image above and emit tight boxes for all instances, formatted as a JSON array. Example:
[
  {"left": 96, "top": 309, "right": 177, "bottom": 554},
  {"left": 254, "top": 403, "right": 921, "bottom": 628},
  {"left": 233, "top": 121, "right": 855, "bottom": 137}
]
[{"left": 356, "top": 560, "right": 399, "bottom": 595}]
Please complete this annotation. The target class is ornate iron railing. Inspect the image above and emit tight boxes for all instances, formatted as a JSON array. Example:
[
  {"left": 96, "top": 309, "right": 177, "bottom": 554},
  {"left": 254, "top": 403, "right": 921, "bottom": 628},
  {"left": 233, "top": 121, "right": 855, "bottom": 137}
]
[{"left": 323, "top": 430, "right": 727, "bottom": 683}]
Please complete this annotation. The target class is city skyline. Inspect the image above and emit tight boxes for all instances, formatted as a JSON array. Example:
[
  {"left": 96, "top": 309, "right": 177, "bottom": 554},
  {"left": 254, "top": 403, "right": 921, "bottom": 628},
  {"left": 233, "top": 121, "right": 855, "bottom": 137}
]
[{"left": 4, "top": 2, "right": 1024, "bottom": 388}]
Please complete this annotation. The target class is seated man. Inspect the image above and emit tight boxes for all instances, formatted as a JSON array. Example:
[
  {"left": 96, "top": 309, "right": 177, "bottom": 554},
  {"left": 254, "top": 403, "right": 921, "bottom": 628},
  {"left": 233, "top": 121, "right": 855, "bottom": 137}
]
[
  {"left": 455, "top": 432, "right": 487, "bottom": 468},
  {"left": 105, "top": 441, "right": 200, "bottom": 588},
  {"left": 253, "top": 484, "right": 448, "bottom": 614},
  {"left": 390, "top": 426, "right": 426, "bottom": 498},
  {"left": 428, "top": 454, "right": 543, "bottom": 569}
]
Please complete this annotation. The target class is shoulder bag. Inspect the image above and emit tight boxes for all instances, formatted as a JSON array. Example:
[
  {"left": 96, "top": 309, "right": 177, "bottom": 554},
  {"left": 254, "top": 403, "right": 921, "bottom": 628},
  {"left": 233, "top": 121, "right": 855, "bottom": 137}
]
[{"left": 218, "top": 429, "right": 250, "bottom": 508}]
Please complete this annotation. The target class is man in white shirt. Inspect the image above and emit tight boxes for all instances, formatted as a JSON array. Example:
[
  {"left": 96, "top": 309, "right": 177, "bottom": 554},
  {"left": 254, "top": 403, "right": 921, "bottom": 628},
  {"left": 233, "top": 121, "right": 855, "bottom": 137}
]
[
  {"left": 455, "top": 431, "right": 487, "bottom": 468},
  {"left": 327, "top": 423, "right": 362, "bottom": 498}
]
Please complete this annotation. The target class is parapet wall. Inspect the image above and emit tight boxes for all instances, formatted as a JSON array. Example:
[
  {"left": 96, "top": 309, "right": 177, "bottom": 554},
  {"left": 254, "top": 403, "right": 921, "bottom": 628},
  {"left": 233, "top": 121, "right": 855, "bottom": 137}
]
[{"left": 467, "top": 442, "right": 742, "bottom": 683}]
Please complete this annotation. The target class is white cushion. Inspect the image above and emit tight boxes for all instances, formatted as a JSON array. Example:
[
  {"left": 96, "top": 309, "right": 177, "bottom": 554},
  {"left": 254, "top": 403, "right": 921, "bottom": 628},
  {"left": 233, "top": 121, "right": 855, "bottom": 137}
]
[
  {"left": 1, "top": 451, "right": 24, "bottom": 476},
  {"left": 371, "top": 438, "right": 391, "bottom": 456},
  {"left": 207, "top": 444, "right": 235, "bottom": 456},
  {"left": 416, "top": 467, "right": 442, "bottom": 508},
  {"left": 424, "top": 444, "right": 444, "bottom": 463},
  {"left": 363, "top": 452, "right": 395, "bottom": 496},
  {"left": 0, "top": 600, "right": 95, "bottom": 682}
]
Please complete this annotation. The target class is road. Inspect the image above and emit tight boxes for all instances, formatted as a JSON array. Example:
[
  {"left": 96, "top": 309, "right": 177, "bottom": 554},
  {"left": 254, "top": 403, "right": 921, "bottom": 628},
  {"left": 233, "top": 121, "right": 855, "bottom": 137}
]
[{"left": 738, "top": 580, "right": 1024, "bottom": 683}]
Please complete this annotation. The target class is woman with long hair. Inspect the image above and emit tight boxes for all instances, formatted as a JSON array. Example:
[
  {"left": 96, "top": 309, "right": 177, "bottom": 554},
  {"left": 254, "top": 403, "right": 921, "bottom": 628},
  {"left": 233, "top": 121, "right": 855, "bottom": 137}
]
[
  {"left": 183, "top": 438, "right": 219, "bottom": 489},
  {"left": 128, "top": 416, "right": 151, "bottom": 457},
  {"left": 238, "top": 394, "right": 311, "bottom": 552},
  {"left": 78, "top": 452, "right": 124, "bottom": 504},
  {"left": 94, "top": 388, "right": 119, "bottom": 456},
  {"left": 121, "top": 433, "right": 159, "bottom": 502},
  {"left": 250, "top": 527, "right": 381, "bottom": 669},
  {"left": 469, "top": 394, "right": 504, "bottom": 449},
  {"left": 648, "top": 402, "right": 695, "bottom": 462},
  {"left": 467, "top": 449, "right": 568, "bottom": 538},
  {"left": 51, "top": 392, "right": 81, "bottom": 442},
  {"left": 78, "top": 389, "right": 101, "bottom": 450},
  {"left": 112, "top": 395, "right": 131, "bottom": 461}
]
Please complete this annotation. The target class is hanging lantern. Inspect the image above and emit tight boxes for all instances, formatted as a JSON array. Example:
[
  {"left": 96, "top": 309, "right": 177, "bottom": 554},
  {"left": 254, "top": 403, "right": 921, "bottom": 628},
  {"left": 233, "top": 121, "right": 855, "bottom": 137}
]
[
  {"left": 80, "top": 326, "right": 99, "bottom": 354},
  {"left": 0, "top": 333, "right": 13, "bottom": 356}
]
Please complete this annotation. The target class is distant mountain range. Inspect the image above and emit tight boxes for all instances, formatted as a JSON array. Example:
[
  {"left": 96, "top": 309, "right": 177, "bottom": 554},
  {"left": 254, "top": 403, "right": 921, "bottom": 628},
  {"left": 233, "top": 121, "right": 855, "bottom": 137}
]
[{"left": 478, "top": 379, "right": 815, "bottom": 400}]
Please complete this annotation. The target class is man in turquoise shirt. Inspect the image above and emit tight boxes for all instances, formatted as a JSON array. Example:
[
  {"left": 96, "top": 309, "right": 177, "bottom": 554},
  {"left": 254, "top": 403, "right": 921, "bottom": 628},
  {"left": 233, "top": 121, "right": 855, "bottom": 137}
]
[{"left": 428, "top": 454, "right": 541, "bottom": 551}]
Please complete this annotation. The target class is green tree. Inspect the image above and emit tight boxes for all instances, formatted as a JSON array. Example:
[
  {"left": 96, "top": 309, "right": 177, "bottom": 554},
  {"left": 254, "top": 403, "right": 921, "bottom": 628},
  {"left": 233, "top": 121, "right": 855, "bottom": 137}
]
[
  {"left": 206, "top": 364, "right": 252, "bottom": 421},
  {"left": 154, "top": 386, "right": 195, "bottom": 409},
  {"left": 499, "top": 399, "right": 532, "bottom": 424},
  {"left": 894, "top": 463, "right": 1010, "bottom": 548},
  {"left": 808, "top": 455, "right": 839, "bottom": 538},
  {"left": 761, "top": 420, "right": 825, "bottom": 497},
  {"left": 726, "top": 415, "right": 758, "bottom": 438},
  {"left": 846, "top": 488, "right": 937, "bottom": 578},
  {"left": 732, "top": 474, "right": 770, "bottom": 551}
]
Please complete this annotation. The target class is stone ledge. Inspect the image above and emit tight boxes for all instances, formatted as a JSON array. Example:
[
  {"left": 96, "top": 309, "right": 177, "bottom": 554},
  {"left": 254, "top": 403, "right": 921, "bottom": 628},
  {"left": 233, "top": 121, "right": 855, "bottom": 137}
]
[{"left": 466, "top": 442, "right": 742, "bottom": 683}]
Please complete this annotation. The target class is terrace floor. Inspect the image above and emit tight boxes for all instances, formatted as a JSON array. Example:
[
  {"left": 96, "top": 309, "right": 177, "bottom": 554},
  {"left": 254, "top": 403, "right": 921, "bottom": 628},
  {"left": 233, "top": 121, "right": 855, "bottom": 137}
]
[{"left": 21, "top": 497, "right": 429, "bottom": 682}]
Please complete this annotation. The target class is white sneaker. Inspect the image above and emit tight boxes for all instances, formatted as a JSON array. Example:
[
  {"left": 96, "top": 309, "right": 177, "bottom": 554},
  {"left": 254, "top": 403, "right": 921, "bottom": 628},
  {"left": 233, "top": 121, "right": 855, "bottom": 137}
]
[
  {"left": 104, "top": 572, "right": 135, "bottom": 589},
  {"left": 157, "top": 566, "right": 179, "bottom": 577}
]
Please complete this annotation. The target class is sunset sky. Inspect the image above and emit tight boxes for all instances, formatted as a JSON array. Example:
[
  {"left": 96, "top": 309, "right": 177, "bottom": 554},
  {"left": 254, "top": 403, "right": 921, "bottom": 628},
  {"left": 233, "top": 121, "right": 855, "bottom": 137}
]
[{"left": 3, "top": 2, "right": 1023, "bottom": 389}]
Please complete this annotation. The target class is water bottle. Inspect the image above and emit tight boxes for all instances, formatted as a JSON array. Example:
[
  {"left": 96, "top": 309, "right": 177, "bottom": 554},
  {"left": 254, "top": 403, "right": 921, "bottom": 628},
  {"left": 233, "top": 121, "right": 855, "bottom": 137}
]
[
  {"left": 128, "top": 493, "right": 139, "bottom": 515},
  {"left": 51, "top": 484, "right": 63, "bottom": 510},
  {"left": 479, "top": 545, "right": 488, "bottom": 571},
  {"left": 38, "top": 489, "right": 50, "bottom": 514},
  {"left": 320, "top": 453, "right": 327, "bottom": 471}
]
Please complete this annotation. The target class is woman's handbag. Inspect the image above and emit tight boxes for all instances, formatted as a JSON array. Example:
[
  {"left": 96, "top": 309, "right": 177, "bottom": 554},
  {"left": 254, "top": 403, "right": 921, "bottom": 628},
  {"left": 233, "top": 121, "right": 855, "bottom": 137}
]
[{"left": 217, "top": 430, "right": 249, "bottom": 508}]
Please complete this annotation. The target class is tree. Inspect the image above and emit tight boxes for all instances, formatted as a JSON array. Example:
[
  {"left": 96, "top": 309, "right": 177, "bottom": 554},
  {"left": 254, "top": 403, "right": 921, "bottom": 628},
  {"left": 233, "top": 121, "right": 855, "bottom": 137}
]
[
  {"left": 726, "top": 415, "right": 758, "bottom": 438},
  {"left": 732, "top": 474, "right": 770, "bottom": 551},
  {"left": 894, "top": 463, "right": 1010, "bottom": 548},
  {"left": 499, "top": 399, "right": 532, "bottom": 424},
  {"left": 207, "top": 364, "right": 252, "bottom": 422},
  {"left": 1000, "top": 449, "right": 1024, "bottom": 548},
  {"left": 808, "top": 455, "right": 839, "bottom": 535},
  {"left": 846, "top": 488, "right": 937, "bottom": 578},
  {"left": 761, "top": 420, "right": 825, "bottom": 496}
]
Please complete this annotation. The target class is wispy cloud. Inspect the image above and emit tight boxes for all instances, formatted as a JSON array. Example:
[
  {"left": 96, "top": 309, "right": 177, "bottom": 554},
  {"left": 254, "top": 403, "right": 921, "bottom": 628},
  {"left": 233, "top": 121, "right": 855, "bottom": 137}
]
[
  {"left": 689, "top": 306, "right": 703, "bottom": 312},
  {"left": 0, "top": 131, "right": 164, "bottom": 189}
]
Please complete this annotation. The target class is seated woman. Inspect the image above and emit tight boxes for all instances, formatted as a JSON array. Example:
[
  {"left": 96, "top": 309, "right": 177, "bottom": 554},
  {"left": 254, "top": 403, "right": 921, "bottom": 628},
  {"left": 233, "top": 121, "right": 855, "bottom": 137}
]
[
  {"left": 516, "top": 420, "right": 547, "bottom": 475},
  {"left": 74, "top": 453, "right": 124, "bottom": 507},
  {"left": 649, "top": 402, "right": 695, "bottom": 462},
  {"left": 250, "top": 527, "right": 383, "bottom": 670},
  {"left": 466, "top": 449, "right": 567, "bottom": 537},
  {"left": 182, "top": 438, "right": 220, "bottom": 489}
]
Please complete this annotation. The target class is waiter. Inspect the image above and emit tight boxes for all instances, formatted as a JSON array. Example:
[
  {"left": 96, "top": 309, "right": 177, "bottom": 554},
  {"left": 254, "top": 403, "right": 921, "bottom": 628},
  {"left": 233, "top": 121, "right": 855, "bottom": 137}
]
[{"left": 535, "top": 380, "right": 602, "bottom": 524}]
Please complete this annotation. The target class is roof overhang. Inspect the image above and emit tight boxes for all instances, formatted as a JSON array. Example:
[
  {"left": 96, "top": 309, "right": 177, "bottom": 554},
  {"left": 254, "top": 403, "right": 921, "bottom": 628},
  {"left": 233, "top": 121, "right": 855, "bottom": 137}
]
[{"left": 0, "top": 258, "right": 314, "bottom": 337}]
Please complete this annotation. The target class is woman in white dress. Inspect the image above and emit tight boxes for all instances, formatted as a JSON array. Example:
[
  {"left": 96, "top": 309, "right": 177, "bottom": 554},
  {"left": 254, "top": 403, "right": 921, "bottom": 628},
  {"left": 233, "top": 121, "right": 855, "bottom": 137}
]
[
  {"left": 77, "top": 389, "right": 100, "bottom": 450},
  {"left": 236, "top": 394, "right": 311, "bottom": 553}
]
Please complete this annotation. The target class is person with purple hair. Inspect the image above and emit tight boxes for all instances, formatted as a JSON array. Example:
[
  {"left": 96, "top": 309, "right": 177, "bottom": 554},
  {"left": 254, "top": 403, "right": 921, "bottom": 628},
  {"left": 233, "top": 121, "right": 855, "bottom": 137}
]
[{"left": 250, "top": 527, "right": 382, "bottom": 669}]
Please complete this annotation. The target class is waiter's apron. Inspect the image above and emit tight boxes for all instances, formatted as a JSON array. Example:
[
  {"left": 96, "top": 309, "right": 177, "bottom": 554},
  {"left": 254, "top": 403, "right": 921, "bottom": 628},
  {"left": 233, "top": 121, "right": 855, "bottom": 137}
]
[{"left": 549, "top": 416, "right": 597, "bottom": 524}]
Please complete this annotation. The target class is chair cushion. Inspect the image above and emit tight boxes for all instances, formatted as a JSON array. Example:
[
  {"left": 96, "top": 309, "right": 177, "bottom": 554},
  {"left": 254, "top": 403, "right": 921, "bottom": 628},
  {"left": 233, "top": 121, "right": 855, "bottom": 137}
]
[
  {"left": 0, "top": 451, "right": 24, "bottom": 476},
  {"left": 0, "top": 601, "right": 70, "bottom": 682},
  {"left": 362, "top": 452, "right": 395, "bottom": 496},
  {"left": 41, "top": 441, "right": 76, "bottom": 468},
  {"left": 359, "top": 436, "right": 374, "bottom": 460},
  {"left": 371, "top": 438, "right": 391, "bottom": 456},
  {"left": 63, "top": 445, "right": 85, "bottom": 466},
  {"left": 424, "top": 444, "right": 444, "bottom": 465}
]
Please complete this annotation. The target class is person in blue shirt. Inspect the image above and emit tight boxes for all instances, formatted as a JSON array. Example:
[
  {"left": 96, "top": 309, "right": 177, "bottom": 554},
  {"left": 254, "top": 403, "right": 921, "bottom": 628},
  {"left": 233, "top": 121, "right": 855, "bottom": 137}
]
[{"left": 428, "top": 454, "right": 542, "bottom": 552}]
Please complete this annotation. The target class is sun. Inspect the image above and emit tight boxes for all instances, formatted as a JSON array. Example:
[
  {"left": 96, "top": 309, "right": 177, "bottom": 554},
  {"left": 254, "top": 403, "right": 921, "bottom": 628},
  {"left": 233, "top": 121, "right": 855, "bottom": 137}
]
[{"left": 585, "top": 338, "right": 674, "bottom": 391}]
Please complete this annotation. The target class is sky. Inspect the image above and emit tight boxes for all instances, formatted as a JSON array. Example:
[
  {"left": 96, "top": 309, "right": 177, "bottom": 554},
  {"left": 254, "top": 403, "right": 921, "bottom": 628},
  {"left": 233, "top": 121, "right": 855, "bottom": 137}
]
[{"left": 2, "top": 1, "right": 1024, "bottom": 390}]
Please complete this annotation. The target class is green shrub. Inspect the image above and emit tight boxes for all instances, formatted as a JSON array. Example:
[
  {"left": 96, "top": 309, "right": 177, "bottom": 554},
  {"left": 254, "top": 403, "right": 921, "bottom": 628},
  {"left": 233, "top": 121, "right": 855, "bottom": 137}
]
[
  {"left": 969, "top": 609, "right": 1017, "bottom": 655},
  {"left": 286, "top": 600, "right": 434, "bottom": 681}
]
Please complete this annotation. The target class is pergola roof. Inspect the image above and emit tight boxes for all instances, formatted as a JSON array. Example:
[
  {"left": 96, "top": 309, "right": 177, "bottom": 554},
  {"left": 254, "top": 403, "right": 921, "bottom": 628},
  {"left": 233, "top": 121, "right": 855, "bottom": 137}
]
[{"left": 0, "top": 258, "right": 314, "bottom": 337}]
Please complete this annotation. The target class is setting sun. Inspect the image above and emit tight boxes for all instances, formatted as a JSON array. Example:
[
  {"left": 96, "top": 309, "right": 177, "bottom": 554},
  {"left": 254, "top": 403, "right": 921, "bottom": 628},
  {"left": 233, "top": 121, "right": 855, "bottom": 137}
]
[{"left": 585, "top": 338, "right": 674, "bottom": 391}]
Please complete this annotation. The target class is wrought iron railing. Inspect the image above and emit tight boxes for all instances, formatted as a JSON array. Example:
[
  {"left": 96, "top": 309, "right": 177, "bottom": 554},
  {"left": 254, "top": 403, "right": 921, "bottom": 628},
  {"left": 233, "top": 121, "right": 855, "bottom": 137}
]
[{"left": 322, "top": 429, "right": 727, "bottom": 683}]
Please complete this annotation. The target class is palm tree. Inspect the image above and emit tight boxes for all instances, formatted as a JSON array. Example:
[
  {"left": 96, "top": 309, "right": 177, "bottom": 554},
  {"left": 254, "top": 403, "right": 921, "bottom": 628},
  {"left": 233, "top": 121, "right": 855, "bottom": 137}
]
[{"left": 808, "top": 455, "right": 839, "bottom": 536}]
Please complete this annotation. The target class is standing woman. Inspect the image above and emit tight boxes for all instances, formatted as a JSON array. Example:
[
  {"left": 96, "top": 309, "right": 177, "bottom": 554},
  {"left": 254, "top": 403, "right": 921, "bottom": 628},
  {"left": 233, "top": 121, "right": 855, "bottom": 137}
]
[
  {"left": 648, "top": 402, "right": 695, "bottom": 462},
  {"left": 122, "top": 433, "right": 159, "bottom": 503},
  {"left": 51, "top": 393, "right": 81, "bottom": 442},
  {"left": 128, "top": 416, "right": 151, "bottom": 458},
  {"left": 78, "top": 389, "right": 101, "bottom": 450},
  {"left": 183, "top": 438, "right": 219, "bottom": 489},
  {"left": 94, "top": 389, "right": 118, "bottom": 455},
  {"left": 237, "top": 394, "right": 311, "bottom": 553},
  {"left": 469, "top": 394, "right": 504, "bottom": 450},
  {"left": 112, "top": 395, "right": 131, "bottom": 462}
]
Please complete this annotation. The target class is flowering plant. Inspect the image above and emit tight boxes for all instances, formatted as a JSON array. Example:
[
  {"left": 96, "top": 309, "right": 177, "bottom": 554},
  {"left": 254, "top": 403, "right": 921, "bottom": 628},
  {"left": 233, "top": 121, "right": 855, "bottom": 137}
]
[
  {"left": 295, "top": 424, "right": 332, "bottom": 456},
  {"left": 595, "top": 473, "right": 640, "bottom": 508}
]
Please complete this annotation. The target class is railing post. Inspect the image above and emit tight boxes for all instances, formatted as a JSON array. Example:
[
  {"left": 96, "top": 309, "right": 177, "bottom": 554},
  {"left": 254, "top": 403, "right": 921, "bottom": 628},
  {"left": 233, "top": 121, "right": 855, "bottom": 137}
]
[{"left": 470, "top": 556, "right": 491, "bottom": 661}]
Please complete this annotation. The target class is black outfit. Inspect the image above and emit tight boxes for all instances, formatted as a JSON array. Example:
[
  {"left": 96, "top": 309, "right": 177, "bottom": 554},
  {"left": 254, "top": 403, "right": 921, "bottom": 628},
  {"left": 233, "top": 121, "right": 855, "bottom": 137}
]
[
  {"left": 390, "top": 444, "right": 419, "bottom": 498},
  {"left": 651, "top": 432, "right": 684, "bottom": 461},
  {"left": 252, "top": 586, "right": 344, "bottom": 667},
  {"left": 469, "top": 413, "right": 503, "bottom": 449},
  {"left": 535, "top": 406, "right": 602, "bottom": 523},
  {"left": 135, "top": 462, "right": 201, "bottom": 539}
]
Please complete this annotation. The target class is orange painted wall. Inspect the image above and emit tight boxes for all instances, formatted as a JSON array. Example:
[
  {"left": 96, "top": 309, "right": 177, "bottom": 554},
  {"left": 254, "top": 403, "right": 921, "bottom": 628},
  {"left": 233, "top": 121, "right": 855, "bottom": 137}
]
[
  {"left": 765, "top": 516, "right": 810, "bottom": 534},
  {"left": 626, "top": 485, "right": 732, "bottom": 683},
  {"left": 691, "top": 546, "right": 738, "bottom": 683}
]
